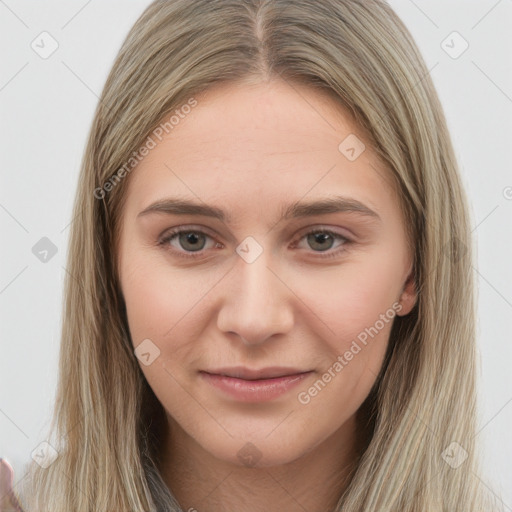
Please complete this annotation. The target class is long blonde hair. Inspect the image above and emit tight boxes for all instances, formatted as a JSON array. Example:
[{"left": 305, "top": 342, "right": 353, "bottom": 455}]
[{"left": 20, "top": 0, "right": 500, "bottom": 510}]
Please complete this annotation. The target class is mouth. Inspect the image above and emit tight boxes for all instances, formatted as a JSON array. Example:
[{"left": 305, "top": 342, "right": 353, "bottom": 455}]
[
  {"left": 201, "top": 366, "right": 312, "bottom": 380},
  {"left": 199, "top": 367, "right": 314, "bottom": 402}
]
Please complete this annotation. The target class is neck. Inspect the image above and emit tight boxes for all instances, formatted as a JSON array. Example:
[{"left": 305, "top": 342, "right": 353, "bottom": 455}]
[{"left": 159, "top": 414, "right": 362, "bottom": 512}]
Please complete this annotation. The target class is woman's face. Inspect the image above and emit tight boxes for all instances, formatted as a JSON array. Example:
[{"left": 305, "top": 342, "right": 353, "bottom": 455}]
[{"left": 117, "top": 79, "right": 416, "bottom": 467}]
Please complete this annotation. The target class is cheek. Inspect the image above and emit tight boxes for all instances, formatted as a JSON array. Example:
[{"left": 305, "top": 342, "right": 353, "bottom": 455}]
[
  {"left": 288, "top": 252, "right": 401, "bottom": 401},
  {"left": 293, "top": 279, "right": 396, "bottom": 430},
  {"left": 291, "top": 250, "right": 402, "bottom": 345},
  {"left": 327, "top": 280, "right": 399, "bottom": 353},
  {"left": 121, "top": 255, "right": 217, "bottom": 345},
  {"left": 120, "top": 258, "right": 217, "bottom": 420}
]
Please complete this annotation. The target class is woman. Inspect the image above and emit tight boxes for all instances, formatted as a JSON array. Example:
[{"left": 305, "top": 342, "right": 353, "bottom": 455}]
[{"left": 19, "top": 0, "right": 501, "bottom": 510}]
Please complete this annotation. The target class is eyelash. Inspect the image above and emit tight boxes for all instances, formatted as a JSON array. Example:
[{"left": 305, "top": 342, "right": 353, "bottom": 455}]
[{"left": 157, "top": 226, "right": 352, "bottom": 261}]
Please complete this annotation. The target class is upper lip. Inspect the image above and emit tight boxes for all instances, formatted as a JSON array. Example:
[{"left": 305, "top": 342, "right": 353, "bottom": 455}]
[{"left": 202, "top": 366, "right": 312, "bottom": 380}]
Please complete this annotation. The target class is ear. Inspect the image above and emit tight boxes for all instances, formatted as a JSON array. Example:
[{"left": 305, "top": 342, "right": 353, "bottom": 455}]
[{"left": 397, "top": 268, "right": 417, "bottom": 316}]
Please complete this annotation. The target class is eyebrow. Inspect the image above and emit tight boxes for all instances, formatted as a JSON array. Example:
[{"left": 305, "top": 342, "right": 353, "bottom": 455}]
[{"left": 137, "top": 195, "right": 381, "bottom": 223}]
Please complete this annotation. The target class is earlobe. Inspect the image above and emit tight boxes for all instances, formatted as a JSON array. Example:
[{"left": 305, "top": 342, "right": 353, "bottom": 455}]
[{"left": 397, "top": 271, "right": 417, "bottom": 316}]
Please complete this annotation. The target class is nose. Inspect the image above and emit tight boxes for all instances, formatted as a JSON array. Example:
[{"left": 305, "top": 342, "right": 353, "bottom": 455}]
[{"left": 216, "top": 247, "right": 294, "bottom": 346}]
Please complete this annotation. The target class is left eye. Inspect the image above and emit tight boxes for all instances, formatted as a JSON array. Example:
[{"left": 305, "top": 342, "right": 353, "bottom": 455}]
[
  {"left": 295, "top": 229, "right": 348, "bottom": 252},
  {"left": 158, "top": 227, "right": 350, "bottom": 259}
]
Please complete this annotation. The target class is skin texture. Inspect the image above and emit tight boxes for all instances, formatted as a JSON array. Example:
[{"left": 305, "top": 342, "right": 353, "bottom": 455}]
[{"left": 117, "top": 79, "right": 417, "bottom": 512}]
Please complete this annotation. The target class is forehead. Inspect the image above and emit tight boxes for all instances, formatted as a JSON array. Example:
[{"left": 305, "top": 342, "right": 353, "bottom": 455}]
[
  {"left": 122, "top": 79, "right": 397, "bottom": 223},
  {"left": 167, "top": 79, "right": 363, "bottom": 154}
]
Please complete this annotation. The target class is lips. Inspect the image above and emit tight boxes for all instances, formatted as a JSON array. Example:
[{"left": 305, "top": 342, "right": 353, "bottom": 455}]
[
  {"left": 199, "top": 368, "right": 314, "bottom": 402},
  {"left": 201, "top": 366, "right": 310, "bottom": 380}
]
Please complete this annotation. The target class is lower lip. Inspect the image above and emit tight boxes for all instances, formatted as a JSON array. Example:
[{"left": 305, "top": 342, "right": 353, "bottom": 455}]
[{"left": 200, "top": 371, "right": 313, "bottom": 402}]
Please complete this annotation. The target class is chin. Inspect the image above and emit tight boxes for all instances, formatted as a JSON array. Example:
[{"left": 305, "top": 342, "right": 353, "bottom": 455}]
[{"left": 192, "top": 426, "right": 315, "bottom": 469}]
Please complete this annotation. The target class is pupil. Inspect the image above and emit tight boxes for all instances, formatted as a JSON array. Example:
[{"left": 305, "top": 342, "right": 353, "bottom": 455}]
[
  {"left": 308, "top": 232, "right": 333, "bottom": 251},
  {"left": 180, "top": 232, "right": 205, "bottom": 251}
]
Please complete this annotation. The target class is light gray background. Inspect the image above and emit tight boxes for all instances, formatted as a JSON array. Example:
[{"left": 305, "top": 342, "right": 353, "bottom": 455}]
[{"left": 1, "top": 0, "right": 511, "bottom": 508}]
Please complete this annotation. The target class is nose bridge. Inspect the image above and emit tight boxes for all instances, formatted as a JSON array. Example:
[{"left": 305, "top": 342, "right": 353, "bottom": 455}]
[{"left": 217, "top": 241, "right": 293, "bottom": 344}]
